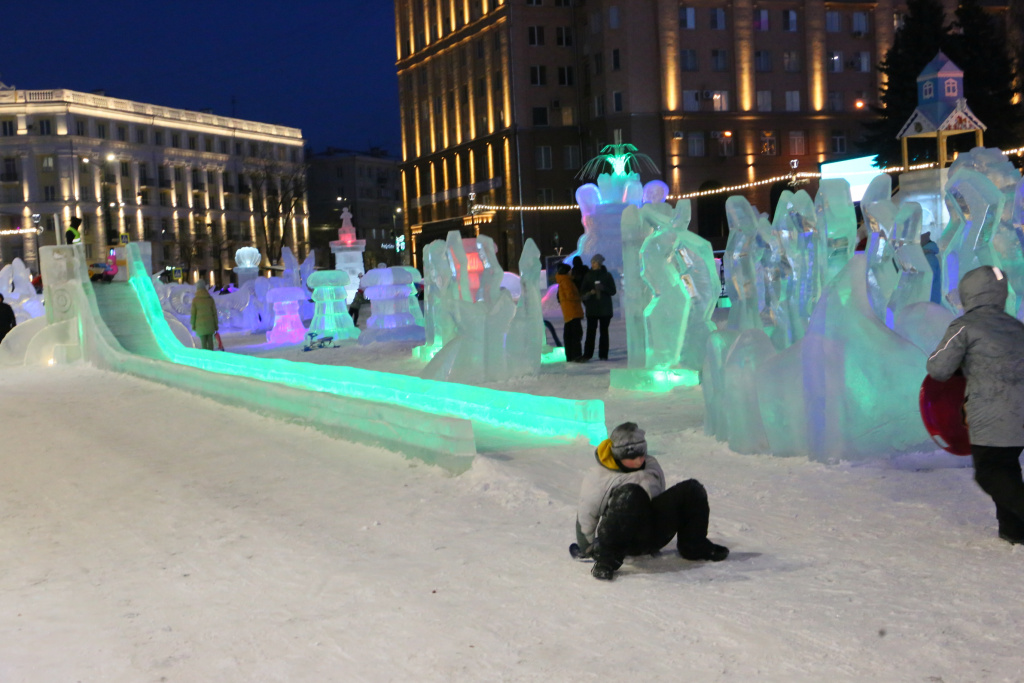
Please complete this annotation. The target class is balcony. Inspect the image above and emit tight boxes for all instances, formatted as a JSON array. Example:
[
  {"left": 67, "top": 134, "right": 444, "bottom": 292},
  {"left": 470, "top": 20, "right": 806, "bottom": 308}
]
[
  {"left": 192, "top": 181, "right": 206, "bottom": 191},
  {"left": 139, "top": 176, "right": 152, "bottom": 187}
]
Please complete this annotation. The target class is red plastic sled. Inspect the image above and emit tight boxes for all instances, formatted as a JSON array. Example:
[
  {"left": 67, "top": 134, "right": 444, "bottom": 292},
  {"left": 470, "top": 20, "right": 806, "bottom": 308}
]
[{"left": 919, "top": 374, "right": 970, "bottom": 456}]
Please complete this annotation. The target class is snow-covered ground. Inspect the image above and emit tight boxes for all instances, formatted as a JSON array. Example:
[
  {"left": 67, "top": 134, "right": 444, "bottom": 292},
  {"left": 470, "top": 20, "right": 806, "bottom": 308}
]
[{"left": 2, "top": 320, "right": 1023, "bottom": 682}]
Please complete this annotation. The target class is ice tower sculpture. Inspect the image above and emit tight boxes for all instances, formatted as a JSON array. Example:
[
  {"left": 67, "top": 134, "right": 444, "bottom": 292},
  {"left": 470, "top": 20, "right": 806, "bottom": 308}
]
[
  {"left": 304, "top": 270, "right": 359, "bottom": 348},
  {"left": 265, "top": 286, "right": 308, "bottom": 344},
  {"left": 330, "top": 207, "right": 367, "bottom": 305},
  {"left": 421, "top": 233, "right": 544, "bottom": 383},
  {"left": 358, "top": 265, "right": 425, "bottom": 345}
]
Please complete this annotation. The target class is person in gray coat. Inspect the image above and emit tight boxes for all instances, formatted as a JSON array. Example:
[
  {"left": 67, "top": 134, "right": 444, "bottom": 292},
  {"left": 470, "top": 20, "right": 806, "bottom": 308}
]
[
  {"left": 572, "top": 422, "right": 729, "bottom": 580},
  {"left": 927, "top": 265, "right": 1024, "bottom": 545}
]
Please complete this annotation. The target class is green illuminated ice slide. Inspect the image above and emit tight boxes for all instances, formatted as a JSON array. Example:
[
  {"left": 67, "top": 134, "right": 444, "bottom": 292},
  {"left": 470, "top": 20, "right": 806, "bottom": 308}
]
[{"left": 79, "top": 244, "right": 606, "bottom": 469}]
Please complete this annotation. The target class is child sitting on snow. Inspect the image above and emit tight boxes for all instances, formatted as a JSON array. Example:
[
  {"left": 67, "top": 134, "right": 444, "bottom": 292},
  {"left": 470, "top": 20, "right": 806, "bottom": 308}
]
[{"left": 573, "top": 422, "right": 729, "bottom": 580}]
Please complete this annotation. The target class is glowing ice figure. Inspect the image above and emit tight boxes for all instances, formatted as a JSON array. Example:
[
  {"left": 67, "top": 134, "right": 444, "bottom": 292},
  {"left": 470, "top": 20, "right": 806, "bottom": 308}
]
[
  {"left": 415, "top": 239, "right": 457, "bottom": 360},
  {"left": 306, "top": 270, "right": 359, "bottom": 345},
  {"left": 724, "top": 196, "right": 765, "bottom": 332},
  {"left": 233, "top": 247, "right": 261, "bottom": 288},
  {"left": 357, "top": 265, "right": 425, "bottom": 345},
  {"left": 504, "top": 239, "right": 544, "bottom": 378},
  {"left": 814, "top": 178, "right": 858, "bottom": 286},
  {"left": 861, "top": 174, "right": 900, "bottom": 322},
  {"left": 265, "top": 287, "right": 307, "bottom": 344},
  {"left": 620, "top": 204, "right": 655, "bottom": 368},
  {"left": 886, "top": 202, "right": 934, "bottom": 327}
]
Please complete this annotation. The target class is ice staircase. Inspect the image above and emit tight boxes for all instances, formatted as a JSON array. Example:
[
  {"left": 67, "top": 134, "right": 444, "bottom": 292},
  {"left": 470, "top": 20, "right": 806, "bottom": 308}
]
[{"left": 92, "top": 283, "right": 170, "bottom": 361}]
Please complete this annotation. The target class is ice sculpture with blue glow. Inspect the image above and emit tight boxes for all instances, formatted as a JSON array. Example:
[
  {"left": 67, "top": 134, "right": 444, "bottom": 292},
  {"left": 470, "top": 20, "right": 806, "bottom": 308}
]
[
  {"left": 358, "top": 265, "right": 425, "bottom": 345},
  {"left": 265, "top": 286, "right": 308, "bottom": 344},
  {"left": 305, "top": 270, "right": 359, "bottom": 347},
  {"left": 885, "top": 202, "right": 934, "bottom": 327},
  {"left": 815, "top": 178, "right": 858, "bottom": 284},
  {"left": 861, "top": 174, "right": 901, "bottom": 322}
]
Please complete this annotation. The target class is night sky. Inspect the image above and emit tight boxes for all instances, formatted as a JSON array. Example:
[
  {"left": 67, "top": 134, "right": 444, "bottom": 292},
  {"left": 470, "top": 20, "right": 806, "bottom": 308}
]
[{"left": 2, "top": 1, "right": 401, "bottom": 156}]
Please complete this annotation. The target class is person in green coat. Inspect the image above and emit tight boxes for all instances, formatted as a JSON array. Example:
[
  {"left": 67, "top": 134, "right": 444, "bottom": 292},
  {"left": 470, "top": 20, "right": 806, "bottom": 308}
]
[
  {"left": 579, "top": 254, "right": 616, "bottom": 361},
  {"left": 190, "top": 280, "right": 219, "bottom": 350}
]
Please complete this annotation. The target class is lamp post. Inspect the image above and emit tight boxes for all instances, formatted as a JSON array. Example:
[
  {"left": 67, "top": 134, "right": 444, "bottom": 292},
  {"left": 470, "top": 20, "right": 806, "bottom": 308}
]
[{"left": 392, "top": 206, "right": 404, "bottom": 265}]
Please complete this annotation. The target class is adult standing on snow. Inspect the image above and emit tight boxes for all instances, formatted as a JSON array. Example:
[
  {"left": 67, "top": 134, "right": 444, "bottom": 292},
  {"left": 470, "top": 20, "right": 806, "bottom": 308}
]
[
  {"left": 0, "top": 293, "right": 16, "bottom": 344},
  {"left": 555, "top": 263, "right": 584, "bottom": 362},
  {"left": 578, "top": 254, "right": 616, "bottom": 361},
  {"left": 572, "top": 422, "right": 729, "bottom": 580},
  {"left": 927, "top": 265, "right": 1024, "bottom": 545},
  {"left": 190, "top": 280, "right": 219, "bottom": 351}
]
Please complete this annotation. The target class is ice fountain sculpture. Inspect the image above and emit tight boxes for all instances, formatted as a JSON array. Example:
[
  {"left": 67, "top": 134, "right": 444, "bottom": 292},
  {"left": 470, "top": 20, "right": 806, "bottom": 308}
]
[
  {"left": 421, "top": 233, "right": 544, "bottom": 383},
  {"left": 304, "top": 270, "right": 359, "bottom": 348},
  {"left": 265, "top": 286, "right": 307, "bottom": 344},
  {"left": 233, "top": 247, "right": 261, "bottom": 288},
  {"left": 358, "top": 265, "right": 425, "bottom": 345}
]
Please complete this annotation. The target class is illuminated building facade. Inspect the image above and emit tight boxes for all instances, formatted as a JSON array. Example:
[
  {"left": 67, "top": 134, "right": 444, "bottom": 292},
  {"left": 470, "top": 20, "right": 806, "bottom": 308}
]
[
  {"left": 0, "top": 85, "right": 308, "bottom": 283},
  {"left": 395, "top": 0, "right": 899, "bottom": 259},
  {"left": 306, "top": 148, "right": 404, "bottom": 270}
]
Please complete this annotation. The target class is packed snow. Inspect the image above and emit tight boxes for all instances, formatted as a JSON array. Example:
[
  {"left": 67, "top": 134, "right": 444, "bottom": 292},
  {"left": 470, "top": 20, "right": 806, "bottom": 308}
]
[{"left": 2, "top": 319, "right": 1023, "bottom": 682}]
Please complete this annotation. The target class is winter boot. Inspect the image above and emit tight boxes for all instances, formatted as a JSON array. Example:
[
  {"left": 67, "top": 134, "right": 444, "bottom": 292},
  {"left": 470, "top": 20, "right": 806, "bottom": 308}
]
[
  {"left": 591, "top": 562, "right": 615, "bottom": 580},
  {"left": 679, "top": 539, "right": 730, "bottom": 562}
]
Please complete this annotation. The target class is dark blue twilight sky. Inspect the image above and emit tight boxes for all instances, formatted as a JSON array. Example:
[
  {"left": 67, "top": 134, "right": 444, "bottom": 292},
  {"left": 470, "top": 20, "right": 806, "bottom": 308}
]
[{"left": 1, "top": 1, "right": 401, "bottom": 156}]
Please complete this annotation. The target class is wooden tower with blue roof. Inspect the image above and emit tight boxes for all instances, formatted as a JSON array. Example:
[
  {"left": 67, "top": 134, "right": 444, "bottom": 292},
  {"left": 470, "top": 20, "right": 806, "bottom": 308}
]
[{"left": 897, "top": 52, "right": 985, "bottom": 170}]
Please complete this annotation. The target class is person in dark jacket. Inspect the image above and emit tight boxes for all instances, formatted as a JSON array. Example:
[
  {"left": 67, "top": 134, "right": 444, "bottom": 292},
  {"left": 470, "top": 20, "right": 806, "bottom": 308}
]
[
  {"left": 0, "top": 294, "right": 16, "bottom": 344},
  {"left": 921, "top": 232, "right": 941, "bottom": 304},
  {"left": 190, "top": 280, "right": 219, "bottom": 350},
  {"left": 555, "top": 263, "right": 584, "bottom": 361},
  {"left": 927, "top": 265, "right": 1024, "bottom": 545},
  {"left": 570, "top": 255, "right": 589, "bottom": 293},
  {"left": 579, "top": 254, "right": 616, "bottom": 361},
  {"left": 572, "top": 422, "right": 729, "bottom": 580}
]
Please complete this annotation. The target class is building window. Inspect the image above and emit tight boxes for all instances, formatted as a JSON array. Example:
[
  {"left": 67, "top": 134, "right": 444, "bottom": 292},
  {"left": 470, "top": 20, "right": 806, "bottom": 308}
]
[
  {"left": 711, "top": 91, "right": 730, "bottom": 111},
  {"left": 679, "top": 7, "right": 695, "bottom": 29},
  {"left": 75, "top": 120, "right": 87, "bottom": 136},
  {"left": 945, "top": 78, "right": 958, "bottom": 97},
  {"left": 756, "top": 90, "right": 772, "bottom": 112},
  {"left": 536, "top": 145, "right": 553, "bottom": 169},
  {"left": 533, "top": 107, "right": 549, "bottom": 126},
  {"left": 558, "top": 66, "right": 575, "bottom": 86},
  {"left": 829, "top": 51, "right": 844, "bottom": 73},
  {"left": 528, "top": 26, "right": 545, "bottom": 45},
  {"left": 687, "top": 132, "right": 705, "bottom": 157},
  {"left": 782, "top": 10, "right": 798, "bottom": 32},
  {"left": 761, "top": 131, "right": 778, "bottom": 155},
  {"left": 613, "top": 91, "right": 623, "bottom": 112},
  {"left": 857, "top": 52, "right": 871, "bottom": 72},
  {"left": 594, "top": 95, "right": 606, "bottom": 117},
  {"left": 38, "top": 119, "right": 52, "bottom": 135},
  {"left": 754, "top": 9, "right": 769, "bottom": 31},
  {"left": 682, "top": 90, "right": 701, "bottom": 111},
  {"left": 537, "top": 188, "right": 554, "bottom": 204},
  {"left": 563, "top": 145, "right": 581, "bottom": 169},
  {"left": 922, "top": 81, "right": 934, "bottom": 100},
  {"left": 96, "top": 123, "right": 107, "bottom": 139},
  {"left": 171, "top": 133, "right": 180, "bottom": 148},
  {"left": 852, "top": 12, "right": 869, "bottom": 35},
  {"left": 136, "top": 129, "right": 147, "bottom": 144},
  {"left": 831, "top": 131, "right": 847, "bottom": 154},
  {"left": 2, "top": 120, "right": 15, "bottom": 136},
  {"left": 783, "top": 50, "right": 801, "bottom": 72},
  {"left": 828, "top": 91, "right": 844, "bottom": 111},
  {"left": 789, "top": 131, "right": 806, "bottom": 156},
  {"left": 612, "top": 49, "right": 621, "bottom": 70},
  {"left": 609, "top": 6, "right": 620, "bottom": 29},
  {"left": 785, "top": 91, "right": 801, "bottom": 112},
  {"left": 711, "top": 49, "right": 728, "bottom": 71},
  {"left": 754, "top": 50, "right": 772, "bottom": 72},
  {"left": 530, "top": 66, "right": 547, "bottom": 85},
  {"left": 43, "top": 185, "right": 56, "bottom": 201},
  {"left": 155, "top": 131, "right": 164, "bottom": 146},
  {"left": 826, "top": 11, "right": 841, "bottom": 32},
  {"left": 680, "top": 49, "right": 698, "bottom": 71},
  {"left": 710, "top": 7, "right": 726, "bottom": 29},
  {"left": 715, "top": 132, "right": 735, "bottom": 156},
  {"left": 117, "top": 126, "right": 127, "bottom": 141},
  {"left": 556, "top": 26, "right": 573, "bottom": 46},
  {"left": 526, "top": 0, "right": 541, "bottom": 5},
  {"left": 42, "top": 156, "right": 55, "bottom": 172},
  {"left": 121, "top": 161, "right": 130, "bottom": 177}
]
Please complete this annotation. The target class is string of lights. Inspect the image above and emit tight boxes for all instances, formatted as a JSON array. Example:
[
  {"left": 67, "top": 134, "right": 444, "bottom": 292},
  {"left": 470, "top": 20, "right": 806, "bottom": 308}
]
[{"left": 468, "top": 145, "right": 1022, "bottom": 212}]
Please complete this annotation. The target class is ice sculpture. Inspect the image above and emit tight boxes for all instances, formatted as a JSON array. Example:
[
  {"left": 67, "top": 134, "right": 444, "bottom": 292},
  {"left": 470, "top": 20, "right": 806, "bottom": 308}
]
[
  {"left": 724, "top": 196, "right": 766, "bottom": 332},
  {"left": 421, "top": 233, "right": 544, "bottom": 383},
  {"left": 415, "top": 239, "right": 457, "bottom": 361},
  {"left": 861, "top": 174, "right": 900, "bottom": 322},
  {"left": 814, "top": 178, "right": 858, "bottom": 285},
  {"left": 619, "top": 204, "right": 655, "bottom": 368},
  {"left": 234, "top": 247, "right": 261, "bottom": 288},
  {"left": 280, "top": 246, "right": 316, "bottom": 321},
  {"left": 305, "top": 270, "right": 359, "bottom": 348},
  {"left": 0, "top": 258, "right": 44, "bottom": 322},
  {"left": 358, "top": 265, "right": 425, "bottom": 345},
  {"left": 702, "top": 328, "right": 775, "bottom": 454},
  {"left": 265, "top": 286, "right": 307, "bottom": 344},
  {"left": 330, "top": 207, "right": 367, "bottom": 305},
  {"left": 885, "top": 202, "right": 934, "bottom": 327}
]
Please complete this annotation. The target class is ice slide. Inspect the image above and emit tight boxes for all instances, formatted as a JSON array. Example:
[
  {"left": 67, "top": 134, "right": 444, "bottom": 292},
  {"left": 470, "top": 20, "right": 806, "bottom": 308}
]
[{"left": 11, "top": 244, "right": 606, "bottom": 471}]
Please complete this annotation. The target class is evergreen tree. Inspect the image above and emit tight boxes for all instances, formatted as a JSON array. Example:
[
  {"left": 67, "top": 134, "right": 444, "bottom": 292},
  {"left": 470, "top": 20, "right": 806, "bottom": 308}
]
[
  {"left": 944, "top": 0, "right": 1023, "bottom": 155},
  {"left": 861, "top": 0, "right": 948, "bottom": 168}
]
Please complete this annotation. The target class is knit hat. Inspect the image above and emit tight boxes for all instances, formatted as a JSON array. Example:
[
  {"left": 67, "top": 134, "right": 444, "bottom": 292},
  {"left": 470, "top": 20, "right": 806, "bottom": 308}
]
[
  {"left": 609, "top": 422, "right": 647, "bottom": 461},
  {"left": 591, "top": 253, "right": 606, "bottom": 265}
]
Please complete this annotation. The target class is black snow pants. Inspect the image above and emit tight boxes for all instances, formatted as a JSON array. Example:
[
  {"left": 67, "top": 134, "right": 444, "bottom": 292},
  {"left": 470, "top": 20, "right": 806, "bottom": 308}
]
[
  {"left": 972, "top": 445, "right": 1024, "bottom": 541},
  {"left": 593, "top": 480, "right": 710, "bottom": 570}
]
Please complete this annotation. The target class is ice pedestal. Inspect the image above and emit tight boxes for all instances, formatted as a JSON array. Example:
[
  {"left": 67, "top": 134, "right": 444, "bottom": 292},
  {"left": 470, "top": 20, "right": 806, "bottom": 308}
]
[
  {"left": 266, "top": 287, "right": 307, "bottom": 344},
  {"left": 358, "top": 265, "right": 425, "bottom": 345},
  {"left": 305, "top": 270, "right": 359, "bottom": 347}
]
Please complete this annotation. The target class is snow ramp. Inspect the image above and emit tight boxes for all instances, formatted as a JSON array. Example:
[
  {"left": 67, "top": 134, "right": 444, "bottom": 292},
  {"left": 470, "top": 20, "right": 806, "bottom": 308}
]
[{"left": 26, "top": 244, "right": 606, "bottom": 471}]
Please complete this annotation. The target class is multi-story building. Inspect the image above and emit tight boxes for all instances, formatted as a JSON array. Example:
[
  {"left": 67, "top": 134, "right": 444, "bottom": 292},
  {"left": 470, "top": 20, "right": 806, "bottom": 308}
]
[
  {"left": 0, "top": 83, "right": 308, "bottom": 284},
  {"left": 306, "top": 147, "right": 404, "bottom": 270},
  {"left": 394, "top": 0, "right": 895, "bottom": 263}
]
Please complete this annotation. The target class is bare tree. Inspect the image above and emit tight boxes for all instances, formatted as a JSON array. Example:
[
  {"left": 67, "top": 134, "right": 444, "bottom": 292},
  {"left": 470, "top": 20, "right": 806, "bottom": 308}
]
[{"left": 244, "top": 143, "right": 308, "bottom": 268}]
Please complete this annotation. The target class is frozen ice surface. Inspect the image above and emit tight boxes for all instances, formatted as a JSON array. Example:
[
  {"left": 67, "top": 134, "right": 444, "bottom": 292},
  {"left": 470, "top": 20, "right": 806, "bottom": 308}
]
[
  {"left": 265, "top": 286, "right": 308, "bottom": 344},
  {"left": 358, "top": 266, "right": 425, "bottom": 345},
  {"left": 306, "top": 270, "right": 359, "bottom": 344},
  {"left": 893, "top": 300, "right": 956, "bottom": 354}
]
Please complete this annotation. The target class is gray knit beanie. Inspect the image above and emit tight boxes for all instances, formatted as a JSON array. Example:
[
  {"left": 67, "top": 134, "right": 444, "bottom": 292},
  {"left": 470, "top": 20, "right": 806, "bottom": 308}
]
[{"left": 609, "top": 422, "right": 647, "bottom": 460}]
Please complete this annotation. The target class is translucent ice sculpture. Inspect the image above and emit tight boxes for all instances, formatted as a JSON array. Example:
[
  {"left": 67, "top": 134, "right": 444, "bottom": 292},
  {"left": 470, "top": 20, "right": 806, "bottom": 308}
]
[
  {"left": 0, "top": 257, "right": 44, "bottom": 322},
  {"left": 724, "top": 196, "right": 765, "bottom": 332},
  {"left": 358, "top": 265, "right": 425, "bottom": 345},
  {"left": 885, "top": 202, "right": 934, "bottom": 327},
  {"left": 416, "top": 239, "right": 457, "bottom": 361},
  {"left": 620, "top": 204, "right": 655, "bottom": 368},
  {"left": 234, "top": 246, "right": 261, "bottom": 288},
  {"left": 265, "top": 286, "right": 308, "bottom": 344},
  {"left": 504, "top": 239, "right": 544, "bottom": 378},
  {"left": 306, "top": 270, "right": 359, "bottom": 345},
  {"left": 861, "top": 174, "right": 900, "bottom": 322},
  {"left": 814, "top": 178, "right": 858, "bottom": 286}
]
